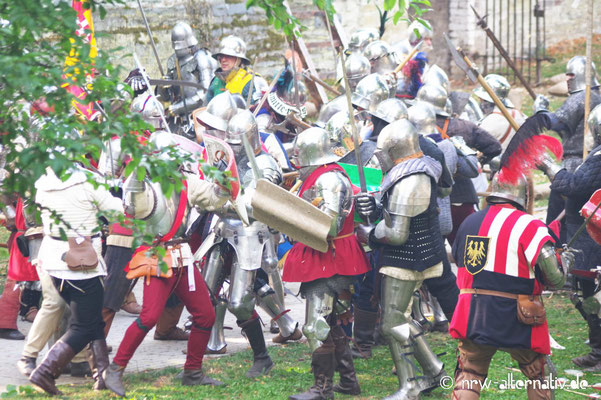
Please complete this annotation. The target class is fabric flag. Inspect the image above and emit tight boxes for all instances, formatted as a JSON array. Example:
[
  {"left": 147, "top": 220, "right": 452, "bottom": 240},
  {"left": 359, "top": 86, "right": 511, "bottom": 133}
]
[{"left": 61, "top": 0, "right": 100, "bottom": 121}]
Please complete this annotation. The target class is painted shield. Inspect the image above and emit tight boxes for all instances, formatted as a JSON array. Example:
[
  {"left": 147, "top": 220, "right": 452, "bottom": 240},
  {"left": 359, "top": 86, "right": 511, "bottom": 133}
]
[
  {"left": 581, "top": 189, "right": 601, "bottom": 246},
  {"left": 200, "top": 133, "right": 241, "bottom": 200},
  {"left": 464, "top": 235, "right": 490, "bottom": 275}
]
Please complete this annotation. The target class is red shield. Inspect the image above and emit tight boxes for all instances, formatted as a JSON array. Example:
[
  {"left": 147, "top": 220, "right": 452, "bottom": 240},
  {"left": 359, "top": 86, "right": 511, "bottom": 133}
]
[{"left": 580, "top": 189, "right": 601, "bottom": 246}]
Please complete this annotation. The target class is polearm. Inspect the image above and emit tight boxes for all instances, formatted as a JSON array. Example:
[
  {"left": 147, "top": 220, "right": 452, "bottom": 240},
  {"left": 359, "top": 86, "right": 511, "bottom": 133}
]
[
  {"left": 302, "top": 71, "right": 341, "bottom": 96},
  {"left": 136, "top": 0, "right": 165, "bottom": 77},
  {"left": 445, "top": 33, "right": 520, "bottom": 131},
  {"left": 470, "top": 5, "right": 536, "bottom": 100}
]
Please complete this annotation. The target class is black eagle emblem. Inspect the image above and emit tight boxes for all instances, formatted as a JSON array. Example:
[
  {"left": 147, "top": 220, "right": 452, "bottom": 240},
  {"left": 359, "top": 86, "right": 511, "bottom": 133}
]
[{"left": 464, "top": 235, "right": 490, "bottom": 275}]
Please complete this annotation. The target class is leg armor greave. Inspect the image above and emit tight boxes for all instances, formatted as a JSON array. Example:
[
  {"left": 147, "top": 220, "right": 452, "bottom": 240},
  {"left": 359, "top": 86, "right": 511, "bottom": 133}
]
[
  {"left": 409, "top": 320, "right": 445, "bottom": 390},
  {"left": 207, "top": 298, "right": 227, "bottom": 352},
  {"left": 430, "top": 296, "right": 448, "bottom": 325},
  {"left": 380, "top": 276, "right": 421, "bottom": 399},
  {"left": 203, "top": 244, "right": 226, "bottom": 295},
  {"left": 256, "top": 284, "right": 297, "bottom": 338},
  {"left": 227, "top": 263, "right": 257, "bottom": 322},
  {"left": 303, "top": 290, "right": 335, "bottom": 352}
]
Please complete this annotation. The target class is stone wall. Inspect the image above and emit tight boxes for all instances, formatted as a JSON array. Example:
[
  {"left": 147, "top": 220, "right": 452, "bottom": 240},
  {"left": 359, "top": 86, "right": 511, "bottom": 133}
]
[{"left": 92, "top": 0, "right": 597, "bottom": 85}]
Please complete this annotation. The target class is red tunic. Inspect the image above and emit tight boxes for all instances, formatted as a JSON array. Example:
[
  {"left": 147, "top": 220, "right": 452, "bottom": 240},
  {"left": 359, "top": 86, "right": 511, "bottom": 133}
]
[
  {"left": 8, "top": 198, "right": 38, "bottom": 282},
  {"left": 282, "top": 164, "right": 370, "bottom": 283}
]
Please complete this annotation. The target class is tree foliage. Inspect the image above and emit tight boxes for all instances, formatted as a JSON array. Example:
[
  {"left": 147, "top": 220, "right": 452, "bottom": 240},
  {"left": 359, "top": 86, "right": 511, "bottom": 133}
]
[
  {"left": 0, "top": 0, "right": 194, "bottom": 253},
  {"left": 245, "top": 0, "right": 432, "bottom": 38}
]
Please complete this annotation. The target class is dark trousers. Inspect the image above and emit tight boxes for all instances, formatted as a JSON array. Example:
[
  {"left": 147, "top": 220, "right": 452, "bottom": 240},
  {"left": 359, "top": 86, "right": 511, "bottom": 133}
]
[
  {"left": 423, "top": 256, "right": 459, "bottom": 321},
  {"left": 52, "top": 276, "right": 105, "bottom": 353},
  {"left": 102, "top": 245, "right": 134, "bottom": 312}
]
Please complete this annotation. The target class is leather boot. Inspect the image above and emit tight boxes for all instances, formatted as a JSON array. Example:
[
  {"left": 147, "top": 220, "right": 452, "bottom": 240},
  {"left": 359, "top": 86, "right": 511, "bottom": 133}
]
[
  {"left": 351, "top": 308, "right": 378, "bottom": 359},
  {"left": 102, "top": 307, "right": 116, "bottom": 338},
  {"left": 154, "top": 303, "right": 188, "bottom": 341},
  {"left": 121, "top": 291, "right": 142, "bottom": 315},
  {"left": 289, "top": 350, "right": 335, "bottom": 400},
  {"left": 29, "top": 340, "right": 76, "bottom": 396},
  {"left": 88, "top": 339, "right": 109, "bottom": 390},
  {"left": 331, "top": 325, "right": 360, "bottom": 395},
  {"left": 574, "top": 314, "right": 601, "bottom": 367},
  {"left": 181, "top": 369, "right": 226, "bottom": 386},
  {"left": 239, "top": 317, "right": 274, "bottom": 378},
  {"left": 103, "top": 362, "right": 126, "bottom": 397}
]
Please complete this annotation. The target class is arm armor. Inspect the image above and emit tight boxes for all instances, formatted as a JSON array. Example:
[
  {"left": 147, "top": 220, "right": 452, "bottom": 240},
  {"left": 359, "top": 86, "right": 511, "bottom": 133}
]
[
  {"left": 304, "top": 171, "right": 352, "bottom": 237},
  {"left": 169, "top": 92, "right": 205, "bottom": 116},
  {"left": 373, "top": 174, "right": 430, "bottom": 246},
  {"left": 535, "top": 242, "right": 566, "bottom": 289},
  {"left": 97, "top": 138, "right": 122, "bottom": 177},
  {"left": 253, "top": 154, "right": 283, "bottom": 186}
]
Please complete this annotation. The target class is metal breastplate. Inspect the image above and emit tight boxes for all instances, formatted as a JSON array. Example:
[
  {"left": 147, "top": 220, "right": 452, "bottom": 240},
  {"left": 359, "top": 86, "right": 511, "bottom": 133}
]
[
  {"left": 301, "top": 170, "right": 352, "bottom": 235},
  {"left": 380, "top": 179, "right": 444, "bottom": 271},
  {"left": 214, "top": 217, "right": 271, "bottom": 271}
]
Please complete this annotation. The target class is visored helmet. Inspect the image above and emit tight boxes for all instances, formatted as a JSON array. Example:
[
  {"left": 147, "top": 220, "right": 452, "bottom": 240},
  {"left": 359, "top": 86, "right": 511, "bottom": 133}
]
[
  {"left": 351, "top": 73, "right": 391, "bottom": 112},
  {"left": 369, "top": 98, "right": 408, "bottom": 123},
  {"left": 196, "top": 91, "right": 238, "bottom": 131},
  {"left": 408, "top": 101, "right": 437, "bottom": 135},
  {"left": 416, "top": 84, "right": 449, "bottom": 117},
  {"left": 473, "top": 74, "right": 514, "bottom": 108},
  {"left": 213, "top": 35, "right": 250, "bottom": 65},
  {"left": 292, "top": 127, "right": 339, "bottom": 168},
  {"left": 171, "top": 21, "right": 198, "bottom": 51},
  {"left": 325, "top": 111, "right": 358, "bottom": 157},
  {"left": 566, "top": 55, "right": 600, "bottom": 94},
  {"left": 226, "top": 109, "right": 261, "bottom": 158},
  {"left": 374, "top": 119, "right": 420, "bottom": 173}
]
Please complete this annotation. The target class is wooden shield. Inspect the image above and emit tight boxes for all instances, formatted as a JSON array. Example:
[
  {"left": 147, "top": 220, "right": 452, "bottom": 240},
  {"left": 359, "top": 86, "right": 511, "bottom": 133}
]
[{"left": 251, "top": 179, "right": 332, "bottom": 253}]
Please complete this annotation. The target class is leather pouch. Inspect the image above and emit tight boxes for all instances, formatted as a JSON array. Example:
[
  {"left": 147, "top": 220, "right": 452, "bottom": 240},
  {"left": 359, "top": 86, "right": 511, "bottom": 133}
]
[
  {"left": 126, "top": 249, "right": 173, "bottom": 285},
  {"left": 517, "top": 294, "right": 546, "bottom": 326},
  {"left": 63, "top": 237, "right": 98, "bottom": 271}
]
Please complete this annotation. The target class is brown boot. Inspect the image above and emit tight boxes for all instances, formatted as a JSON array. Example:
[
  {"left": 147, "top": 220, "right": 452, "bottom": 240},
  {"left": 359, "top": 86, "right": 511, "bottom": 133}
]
[
  {"left": 121, "top": 291, "right": 142, "bottom": 315},
  {"left": 331, "top": 326, "right": 360, "bottom": 395},
  {"left": 29, "top": 340, "right": 75, "bottom": 395},
  {"left": 289, "top": 350, "right": 335, "bottom": 400},
  {"left": 102, "top": 308, "right": 116, "bottom": 338},
  {"left": 154, "top": 303, "right": 188, "bottom": 341},
  {"left": 88, "top": 339, "right": 109, "bottom": 390},
  {"left": 351, "top": 308, "right": 378, "bottom": 359}
]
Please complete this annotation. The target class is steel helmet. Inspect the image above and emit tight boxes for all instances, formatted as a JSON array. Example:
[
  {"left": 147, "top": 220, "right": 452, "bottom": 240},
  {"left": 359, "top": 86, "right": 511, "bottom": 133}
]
[
  {"left": 417, "top": 84, "right": 449, "bottom": 117},
  {"left": 196, "top": 91, "right": 238, "bottom": 131},
  {"left": 292, "top": 127, "right": 339, "bottom": 167},
  {"left": 213, "top": 35, "right": 250, "bottom": 65},
  {"left": 171, "top": 21, "right": 198, "bottom": 51},
  {"left": 473, "top": 74, "right": 514, "bottom": 108},
  {"left": 408, "top": 101, "right": 437, "bottom": 135},
  {"left": 374, "top": 119, "right": 420, "bottom": 173},
  {"left": 351, "top": 73, "right": 391, "bottom": 112},
  {"left": 566, "top": 55, "right": 600, "bottom": 94},
  {"left": 369, "top": 98, "right": 408, "bottom": 123}
]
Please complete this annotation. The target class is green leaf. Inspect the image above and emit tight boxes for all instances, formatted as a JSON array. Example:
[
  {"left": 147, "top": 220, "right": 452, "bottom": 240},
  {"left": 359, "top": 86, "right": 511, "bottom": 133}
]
[
  {"left": 393, "top": 10, "right": 403, "bottom": 24},
  {"left": 383, "top": 0, "right": 395, "bottom": 11},
  {"left": 136, "top": 166, "right": 146, "bottom": 182}
]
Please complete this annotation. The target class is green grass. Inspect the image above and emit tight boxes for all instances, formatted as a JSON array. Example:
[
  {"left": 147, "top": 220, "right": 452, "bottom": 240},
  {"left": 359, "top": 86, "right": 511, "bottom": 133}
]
[{"left": 1, "top": 292, "right": 596, "bottom": 399}]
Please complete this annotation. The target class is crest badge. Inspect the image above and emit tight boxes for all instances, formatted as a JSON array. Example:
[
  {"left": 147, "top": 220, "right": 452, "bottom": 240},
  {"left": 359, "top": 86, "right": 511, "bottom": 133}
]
[{"left": 464, "top": 235, "right": 490, "bottom": 275}]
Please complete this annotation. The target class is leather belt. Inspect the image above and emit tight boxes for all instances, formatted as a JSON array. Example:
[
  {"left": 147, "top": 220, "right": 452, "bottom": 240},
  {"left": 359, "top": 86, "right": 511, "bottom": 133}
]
[
  {"left": 460, "top": 288, "right": 519, "bottom": 300},
  {"left": 50, "top": 233, "right": 101, "bottom": 241}
]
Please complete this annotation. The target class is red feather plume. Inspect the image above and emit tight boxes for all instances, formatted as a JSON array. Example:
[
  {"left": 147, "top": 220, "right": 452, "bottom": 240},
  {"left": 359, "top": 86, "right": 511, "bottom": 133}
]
[{"left": 497, "top": 113, "right": 563, "bottom": 184}]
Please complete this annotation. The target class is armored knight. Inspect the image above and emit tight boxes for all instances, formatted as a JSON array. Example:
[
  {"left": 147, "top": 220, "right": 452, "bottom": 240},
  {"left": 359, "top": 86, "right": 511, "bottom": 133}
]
[
  {"left": 393, "top": 19, "right": 433, "bottom": 60},
  {"left": 197, "top": 103, "right": 302, "bottom": 376},
  {"left": 104, "top": 131, "right": 230, "bottom": 396},
  {"left": 157, "top": 22, "right": 217, "bottom": 135},
  {"left": 417, "top": 83, "right": 502, "bottom": 244},
  {"left": 537, "top": 104, "right": 601, "bottom": 372},
  {"left": 355, "top": 119, "right": 446, "bottom": 400},
  {"left": 283, "top": 127, "right": 370, "bottom": 399},
  {"left": 363, "top": 40, "right": 398, "bottom": 75},
  {"left": 347, "top": 28, "right": 380, "bottom": 53},
  {"left": 535, "top": 56, "right": 601, "bottom": 230},
  {"left": 473, "top": 74, "right": 526, "bottom": 150}
]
